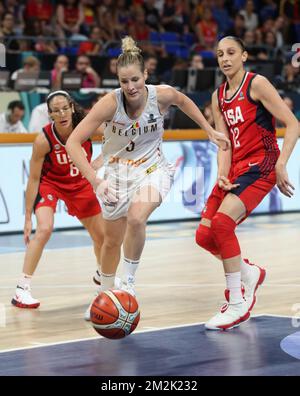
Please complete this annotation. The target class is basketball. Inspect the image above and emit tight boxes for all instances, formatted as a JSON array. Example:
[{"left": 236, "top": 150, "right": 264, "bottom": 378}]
[{"left": 90, "top": 289, "right": 140, "bottom": 339}]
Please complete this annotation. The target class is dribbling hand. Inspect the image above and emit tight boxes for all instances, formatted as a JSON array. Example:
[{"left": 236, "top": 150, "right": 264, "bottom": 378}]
[{"left": 95, "top": 179, "right": 118, "bottom": 205}]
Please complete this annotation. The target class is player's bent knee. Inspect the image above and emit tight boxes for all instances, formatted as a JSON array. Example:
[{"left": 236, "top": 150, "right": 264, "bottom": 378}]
[
  {"left": 211, "top": 213, "right": 240, "bottom": 258},
  {"left": 35, "top": 225, "right": 53, "bottom": 242},
  {"left": 195, "top": 224, "right": 219, "bottom": 255},
  {"left": 127, "top": 215, "right": 146, "bottom": 229}
]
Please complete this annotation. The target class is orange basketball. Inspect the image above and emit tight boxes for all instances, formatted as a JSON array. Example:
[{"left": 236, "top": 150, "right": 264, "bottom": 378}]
[{"left": 90, "top": 289, "right": 140, "bottom": 339}]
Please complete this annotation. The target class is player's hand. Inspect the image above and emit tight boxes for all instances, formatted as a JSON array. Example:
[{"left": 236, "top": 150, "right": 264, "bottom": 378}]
[
  {"left": 24, "top": 218, "right": 32, "bottom": 246},
  {"left": 275, "top": 163, "right": 295, "bottom": 198},
  {"left": 209, "top": 130, "right": 230, "bottom": 151},
  {"left": 218, "top": 176, "right": 240, "bottom": 191},
  {"left": 91, "top": 159, "right": 103, "bottom": 171},
  {"left": 95, "top": 179, "right": 118, "bottom": 205}
]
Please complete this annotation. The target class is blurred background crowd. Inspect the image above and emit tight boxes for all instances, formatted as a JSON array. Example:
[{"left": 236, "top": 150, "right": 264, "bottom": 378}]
[{"left": 0, "top": 0, "right": 299, "bottom": 132}]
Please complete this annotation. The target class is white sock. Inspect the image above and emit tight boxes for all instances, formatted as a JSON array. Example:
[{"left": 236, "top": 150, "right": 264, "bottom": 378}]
[
  {"left": 123, "top": 258, "right": 139, "bottom": 284},
  {"left": 100, "top": 272, "right": 115, "bottom": 291},
  {"left": 240, "top": 258, "right": 252, "bottom": 281},
  {"left": 225, "top": 271, "right": 243, "bottom": 304},
  {"left": 17, "top": 273, "right": 32, "bottom": 289}
]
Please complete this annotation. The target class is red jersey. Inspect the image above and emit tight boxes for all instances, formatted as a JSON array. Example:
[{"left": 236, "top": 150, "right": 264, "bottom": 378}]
[
  {"left": 218, "top": 72, "right": 279, "bottom": 173},
  {"left": 41, "top": 123, "right": 92, "bottom": 192}
]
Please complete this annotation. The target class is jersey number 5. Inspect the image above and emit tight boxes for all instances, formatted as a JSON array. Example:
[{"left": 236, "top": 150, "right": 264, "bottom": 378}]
[
  {"left": 126, "top": 140, "right": 135, "bottom": 152},
  {"left": 230, "top": 127, "right": 241, "bottom": 148}
]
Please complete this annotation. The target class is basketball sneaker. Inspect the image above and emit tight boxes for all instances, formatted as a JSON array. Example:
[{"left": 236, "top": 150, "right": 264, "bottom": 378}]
[
  {"left": 11, "top": 285, "right": 40, "bottom": 309},
  {"left": 121, "top": 275, "right": 136, "bottom": 297},
  {"left": 205, "top": 300, "right": 250, "bottom": 331},
  {"left": 224, "top": 259, "right": 266, "bottom": 312}
]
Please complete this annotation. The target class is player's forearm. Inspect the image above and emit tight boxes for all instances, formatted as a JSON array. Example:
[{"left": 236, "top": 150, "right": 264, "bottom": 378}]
[
  {"left": 277, "top": 121, "right": 300, "bottom": 166},
  {"left": 217, "top": 149, "right": 232, "bottom": 178},
  {"left": 25, "top": 179, "right": 40, "bottom": 219},
  {"left": 178, "top": 96, "right": 214, "bottom": 137},
  {"left": 66, "top": 139, "right": 96, "bottom": 185}
]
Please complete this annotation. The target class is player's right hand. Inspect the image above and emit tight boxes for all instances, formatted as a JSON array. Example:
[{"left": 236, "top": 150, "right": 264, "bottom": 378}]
[
  {"left": 218, "top": 176, "right": 240, "bottom": 191},
  {"left": 95, "top": 179, "right": 118, "bottom": 205},
  {"left": 24, "top": 219, "right": 32, "bottom": 246},
  {"left": 210, "top": 130, "right": 231, "bottom": 151}
]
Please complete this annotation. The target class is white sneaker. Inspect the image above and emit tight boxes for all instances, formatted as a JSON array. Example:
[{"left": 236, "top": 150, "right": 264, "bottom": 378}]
[
  {"left": 93, "top": 270, "right": 101, "bottom": 285},
  {"left": 205, "top": 300, "right": 250, "bottom": 331},
  {"left": 84, "top": 277, "right": 123, "bottom": 321},
  {"left": 121, "top": 276, "right": 136, "bottom": 297},
  {"left": 11, "top": 285, "right": 40, "bottom": 309},
  {"left": 242, "top": 259, "right": 266, "bottom": 311}
]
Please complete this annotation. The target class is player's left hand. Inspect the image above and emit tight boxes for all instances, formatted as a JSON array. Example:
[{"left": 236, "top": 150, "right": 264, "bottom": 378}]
[
  {"left": 218, "top": 176, "right": 240, "bottom": 191},
  {"left": 210, "top": 130, "right": 230, "bottom": 151},
  {"left": 275, "top": 163, "right": 295, "bottom": 197}
]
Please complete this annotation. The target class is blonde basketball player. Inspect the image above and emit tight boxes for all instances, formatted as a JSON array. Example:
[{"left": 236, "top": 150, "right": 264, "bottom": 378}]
[{"left": 66, "top": 36, "right": 229, "bottom": 306}]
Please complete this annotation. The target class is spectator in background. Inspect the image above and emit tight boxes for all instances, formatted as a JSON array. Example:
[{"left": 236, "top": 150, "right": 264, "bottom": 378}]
[
  {"left": 260, "top": 0, "right": 278, "bottom": 22},
  {"left": 80, "top": 0, "right": 97, "bottom": 35},
  {"left": 143, "top": 0, "right": 162, "bottom": 31},
  {"left": 11, "top": 56, "right": 41, "bottom": 82},
  {"left": 28, "top": 103, "right": 50, "bottom": 133},
  {"left": 273, "top": 16, "right": 285, "bottom": 47},
  {"left": 75, "top": 55, "right": 101, "bottom": 88},
  {"left": 24, "top": 0, "right": 53, "bottom": 35},
  {"left": 225, "top": 13, "right": 246, "bottom": 38},
  {"left": 5, "top": 0, "right": 24, "bottom": 34},
  {"left": 189, "top": 53, "right": 205, "bottom": 70},
  {"left": 0, "top": 12, "right": 20, "bottom": 51},
  {"left": 144, "top": 54, "right": 160, "bottom": 85},
  {"left": 56, "top": 0, "right": 85, "bottom": 39},
  {"left": 212, "top": 0, "right": 233, "bottom": 36},
  {"left": 101, "top": 57, "right": 119, "bottom": 88},
  {"left": 239, "top": 0, "right": 258, "bottom": 31},
  {"left": 195, "top": 7, "right": 218, "bottom": 50},
  {"left": 263, "top": 30, "right": 278, "bottom": 48},
  {"left": 78, "top": 25, "right": 103, "bottom": 55},
  {"left": 0, "top": 100, "right": 27, "bottom": 133},
  {"left": 51, "top": 55, "right": 69, "bottom": 90}
]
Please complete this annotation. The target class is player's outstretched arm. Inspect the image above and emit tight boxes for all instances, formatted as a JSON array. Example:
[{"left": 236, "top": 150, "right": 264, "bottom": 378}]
[
  {"left": 251, "top": 75, "right": 300, "bottom": 197},
  {"left": 66, "top": 93, "right": 116, "bottom": 188},
  {"left": 157, "top": 85, "right": 230, "bottom": 150}
]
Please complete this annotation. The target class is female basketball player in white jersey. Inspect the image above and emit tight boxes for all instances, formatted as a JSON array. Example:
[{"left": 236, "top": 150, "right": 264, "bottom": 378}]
[{"left": 66, "top": 36, "right": 229, "bottom": 299}]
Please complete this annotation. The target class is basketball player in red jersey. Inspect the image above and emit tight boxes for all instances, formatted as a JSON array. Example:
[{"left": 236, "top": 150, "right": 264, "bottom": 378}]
[
  {"left": 11, "top": 91, "right": 104, "bottom": 308},
  {"left": 196, "top": 36, "right": 300, "bottom": 330}
]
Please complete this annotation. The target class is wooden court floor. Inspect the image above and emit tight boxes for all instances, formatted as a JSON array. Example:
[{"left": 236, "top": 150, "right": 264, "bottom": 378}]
[{"left": 0, "top": 213, "right": 300, "bottom": 352}]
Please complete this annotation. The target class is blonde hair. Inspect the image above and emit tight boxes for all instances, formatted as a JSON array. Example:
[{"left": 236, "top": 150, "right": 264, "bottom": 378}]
[{"left": 117, "top": 36, "right": 145, "bottom": 72}]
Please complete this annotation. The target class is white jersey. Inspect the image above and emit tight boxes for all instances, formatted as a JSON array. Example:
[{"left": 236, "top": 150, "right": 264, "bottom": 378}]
[{"left": 102, "top": 85, "right": 166, "bottom": 171}]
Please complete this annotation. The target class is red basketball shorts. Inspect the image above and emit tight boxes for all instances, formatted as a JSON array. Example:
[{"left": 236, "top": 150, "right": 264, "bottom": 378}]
[
  {"left": 201, "top": 157, "right": 276, "bottom": 223},
  {"left": 34, "top": 181, "right": 101, "bottom": 219}
]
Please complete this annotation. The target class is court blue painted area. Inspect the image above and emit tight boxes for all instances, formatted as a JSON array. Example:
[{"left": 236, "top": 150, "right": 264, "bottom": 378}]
[
  {"left": 0, "top": 316, "right": 299, "bottom": 376},
  {"left": 281, "top": 331, "right": 300, "bottom": 360}
]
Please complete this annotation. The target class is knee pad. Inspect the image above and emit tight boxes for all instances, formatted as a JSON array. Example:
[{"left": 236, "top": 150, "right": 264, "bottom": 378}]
[
  {"left": 195, "top": 224, "right": 219, "bottom": 256},
  {"left": 211, "top": 213, "right": 241, "bottom": 259}
]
